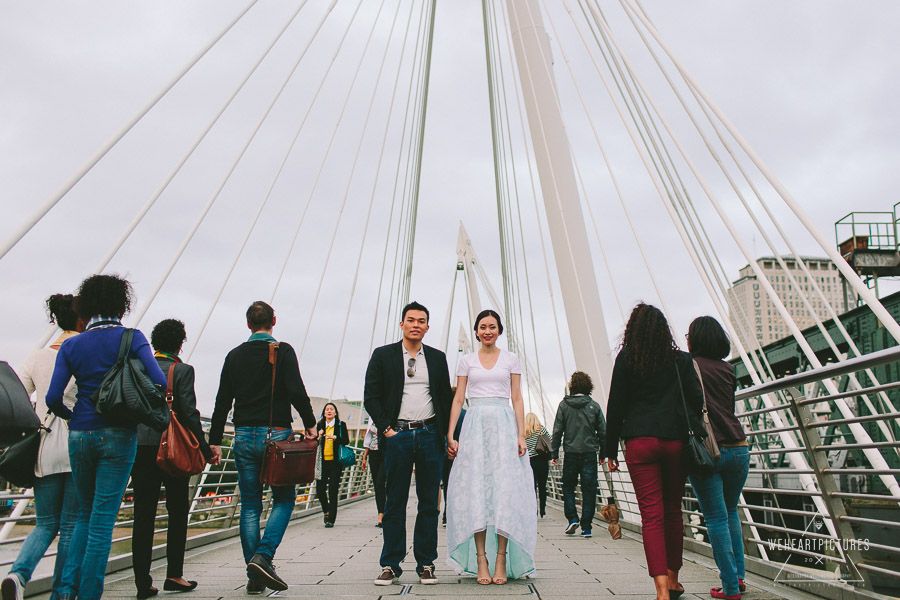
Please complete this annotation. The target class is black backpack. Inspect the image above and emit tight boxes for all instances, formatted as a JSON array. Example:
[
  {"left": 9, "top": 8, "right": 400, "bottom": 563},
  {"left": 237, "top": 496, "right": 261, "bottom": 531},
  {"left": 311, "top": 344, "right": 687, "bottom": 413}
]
[{"left": 0, "top": 362, "right": 41, "bottom": 448}]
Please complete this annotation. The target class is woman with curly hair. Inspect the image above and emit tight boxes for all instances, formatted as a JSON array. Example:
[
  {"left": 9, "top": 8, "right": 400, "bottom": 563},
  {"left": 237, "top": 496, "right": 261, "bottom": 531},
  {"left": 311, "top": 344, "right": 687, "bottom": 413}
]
[
  {"left": 2, "top": 294, "right": 83, "bottom": 600},
  {"left": 606, "top": 303, "right": 704, "bottom": 600},
  {"left": 46, "top": 274, "right": 166, "bottom": 600}
]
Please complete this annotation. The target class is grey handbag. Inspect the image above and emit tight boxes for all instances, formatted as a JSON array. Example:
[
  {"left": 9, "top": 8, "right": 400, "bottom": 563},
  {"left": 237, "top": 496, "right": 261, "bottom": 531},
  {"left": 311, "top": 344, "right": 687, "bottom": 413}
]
[{"left": 692, "top": 360, "right": 721, "bottom": 461}]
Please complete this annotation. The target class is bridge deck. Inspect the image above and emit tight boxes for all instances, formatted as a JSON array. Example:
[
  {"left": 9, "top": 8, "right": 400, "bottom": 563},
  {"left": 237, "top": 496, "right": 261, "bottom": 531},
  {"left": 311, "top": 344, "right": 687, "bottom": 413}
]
[{"left": 33, "top": 498, "right": 804, "bottom": 599}]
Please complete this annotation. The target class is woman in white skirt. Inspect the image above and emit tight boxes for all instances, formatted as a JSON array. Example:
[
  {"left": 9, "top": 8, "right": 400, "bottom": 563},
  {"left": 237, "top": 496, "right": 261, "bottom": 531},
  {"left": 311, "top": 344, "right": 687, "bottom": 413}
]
[{"left": 446, "top": 309, "right": 536, "bottom": 585}]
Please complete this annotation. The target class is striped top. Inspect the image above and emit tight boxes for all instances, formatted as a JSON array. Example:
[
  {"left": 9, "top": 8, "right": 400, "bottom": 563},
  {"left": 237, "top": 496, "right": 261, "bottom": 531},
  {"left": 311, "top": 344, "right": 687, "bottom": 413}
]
[{"left": 525, "top": 426, "right": 551, "bottom": 458}]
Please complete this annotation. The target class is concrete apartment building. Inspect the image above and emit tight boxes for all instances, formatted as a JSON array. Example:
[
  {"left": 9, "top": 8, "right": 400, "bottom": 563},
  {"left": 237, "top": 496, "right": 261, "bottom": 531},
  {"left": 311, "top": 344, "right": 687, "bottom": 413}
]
[{"left": 728, "top": 256, "right": 847, "bottom": 349}]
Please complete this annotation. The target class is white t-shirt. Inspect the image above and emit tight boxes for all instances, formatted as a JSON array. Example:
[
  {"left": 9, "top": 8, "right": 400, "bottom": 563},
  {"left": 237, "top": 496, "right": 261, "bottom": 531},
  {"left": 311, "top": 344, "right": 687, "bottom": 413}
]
[{"left": 457, "top": 349, "right": 521, "bottom": 399}]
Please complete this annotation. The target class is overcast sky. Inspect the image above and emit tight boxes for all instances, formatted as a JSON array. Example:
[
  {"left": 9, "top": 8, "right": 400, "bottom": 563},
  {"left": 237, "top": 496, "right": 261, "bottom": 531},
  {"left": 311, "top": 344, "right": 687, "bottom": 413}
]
[{"left": 2, "top": 1, "right": 898, "bottom": 416}]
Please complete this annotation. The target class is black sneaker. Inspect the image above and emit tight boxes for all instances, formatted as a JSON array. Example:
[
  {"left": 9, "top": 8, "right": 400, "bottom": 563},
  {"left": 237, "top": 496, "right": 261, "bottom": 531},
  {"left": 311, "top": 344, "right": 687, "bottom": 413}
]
[
  {"left": 564, "top": 521, "right": 579, "bottom": 535},
  {"left": 248, "top": 554, "right": 288, "bottom": 591},
  {"left": 245, "top": 579, "right": 265, "bottom": 595}
]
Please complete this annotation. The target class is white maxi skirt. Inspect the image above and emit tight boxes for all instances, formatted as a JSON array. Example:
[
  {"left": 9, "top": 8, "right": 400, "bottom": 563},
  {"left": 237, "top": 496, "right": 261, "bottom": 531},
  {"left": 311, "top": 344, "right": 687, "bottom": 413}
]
[{"left": 446, "top": 397, "right": 537, "bottom": 579}]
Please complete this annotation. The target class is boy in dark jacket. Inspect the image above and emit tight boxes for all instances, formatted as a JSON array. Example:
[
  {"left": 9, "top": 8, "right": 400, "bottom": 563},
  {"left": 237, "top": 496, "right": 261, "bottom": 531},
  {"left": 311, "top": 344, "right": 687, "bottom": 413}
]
[{"left": 551, "top": 371, "right": 606, "bottom": 537}]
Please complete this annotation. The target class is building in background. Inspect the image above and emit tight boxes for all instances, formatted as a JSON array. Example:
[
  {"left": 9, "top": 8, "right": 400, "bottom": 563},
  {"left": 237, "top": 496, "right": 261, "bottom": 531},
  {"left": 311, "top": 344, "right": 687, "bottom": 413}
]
[{"left": 728, "top": 256, "right": 847, "bottom": 349}]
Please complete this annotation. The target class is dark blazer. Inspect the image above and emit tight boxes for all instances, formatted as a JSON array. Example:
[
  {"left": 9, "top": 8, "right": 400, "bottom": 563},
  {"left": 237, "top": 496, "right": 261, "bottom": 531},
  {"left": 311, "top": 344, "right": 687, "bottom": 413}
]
[
  {"left": 317, "top": 418, "right": 350, "bottom": 451},
  {"left": 137, "top": 357, "right": 213, "bottom": 461},
  {"left": 363, "top": 341, "right": 452, "bottom": 441}
]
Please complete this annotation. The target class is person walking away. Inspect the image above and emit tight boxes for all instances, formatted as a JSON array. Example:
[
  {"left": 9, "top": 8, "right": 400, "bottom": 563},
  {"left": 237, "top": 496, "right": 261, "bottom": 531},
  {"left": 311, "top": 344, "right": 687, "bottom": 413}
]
[
  {"left": 361, "top": 420, "right": 386, "bottom": 527},
  {"left": 315, "top": 402, "right": 350, "bottom": 527},
  {"left": 524, "top": 413, "right": 551, "bottom": 518},
  {"left": 209, "top": 301, "right": 317, "bottom": 595},
  {"left": 686, "top": 316, "right": 749, "bottom": 600},
  {"left": 551, "top": 371, "right": 606, "bottom": 537},
  {"left": 446, "top": 310, "right": 537, "bottom": 584},
  {"left": 364, "top": 302, "right": 452, "bottom": 586},
  {"left": 131, "top": 319, "right": 215, "bottom": 599},
  {"left": 606, "top": 303, "right": 704, "bottom": 600},
  {"left": 47, "top": 274, "right": 167, "bottom": 600},
  {"left": 2, "top": 294, "right": 82, "bottom": 600}
]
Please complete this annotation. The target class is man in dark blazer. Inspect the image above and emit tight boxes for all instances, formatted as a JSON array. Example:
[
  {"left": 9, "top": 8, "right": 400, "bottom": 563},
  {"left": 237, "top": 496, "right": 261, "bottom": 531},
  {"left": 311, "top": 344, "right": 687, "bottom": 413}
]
[{"left": 364, "top": 301, "right": 452, "bottom": 587}]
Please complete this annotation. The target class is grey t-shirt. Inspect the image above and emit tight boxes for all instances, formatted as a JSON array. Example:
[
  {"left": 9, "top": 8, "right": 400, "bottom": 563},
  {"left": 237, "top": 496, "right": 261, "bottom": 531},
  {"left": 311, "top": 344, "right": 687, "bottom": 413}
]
[{"left": 398, "top": 346, "right": 435, "bottom": 421}]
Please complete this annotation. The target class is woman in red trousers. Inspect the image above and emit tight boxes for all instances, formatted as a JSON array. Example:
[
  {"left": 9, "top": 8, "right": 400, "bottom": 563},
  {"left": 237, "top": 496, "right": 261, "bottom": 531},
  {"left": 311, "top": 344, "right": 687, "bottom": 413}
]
[{"left": 605, "top": 304, "right": 704, "bottom": 600}]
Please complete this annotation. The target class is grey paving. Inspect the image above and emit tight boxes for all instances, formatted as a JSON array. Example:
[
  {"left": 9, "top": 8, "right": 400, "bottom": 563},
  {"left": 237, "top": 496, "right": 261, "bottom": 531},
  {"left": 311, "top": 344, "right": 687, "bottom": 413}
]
[{"left": 29, "top": 498, "right": 801, "bottom": 599}]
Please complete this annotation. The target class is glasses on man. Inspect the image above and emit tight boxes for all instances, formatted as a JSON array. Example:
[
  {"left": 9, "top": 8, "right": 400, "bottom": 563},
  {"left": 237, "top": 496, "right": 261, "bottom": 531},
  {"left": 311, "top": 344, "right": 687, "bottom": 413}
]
[{"left": 407, "top": 358, "right": 416, "bottom": 378}]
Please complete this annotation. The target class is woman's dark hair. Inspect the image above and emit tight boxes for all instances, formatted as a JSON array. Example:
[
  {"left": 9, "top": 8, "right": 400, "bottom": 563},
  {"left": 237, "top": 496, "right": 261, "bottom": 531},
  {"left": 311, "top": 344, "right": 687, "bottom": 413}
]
[
  {"left": 688, "top": 316, "right": 730, "bottom": 360},
  {"left": 151, "top": 319, "right": 187, "bottom": 354},
  {"left": 619, "top": 303, "right": 679, "bottom": 376},
  {"left": 569, "top": 371, "right": 594, "bottom": 396},
  {"left": 46, "top": 294, "right": 79, "bottom": 331},
  {"left": 473, "top": 309, "right": 504, "bottom": 340},
  {"left": 319, "top": 402, "right": 341, "bottom": 424},
  {"left": 76, "top": 274, "right": 134, "bottom": 320}
]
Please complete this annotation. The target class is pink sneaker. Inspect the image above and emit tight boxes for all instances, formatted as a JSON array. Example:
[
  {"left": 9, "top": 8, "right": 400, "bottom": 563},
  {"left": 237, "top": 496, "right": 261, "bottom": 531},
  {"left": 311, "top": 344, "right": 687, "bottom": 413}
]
[{"left": 710, "top": 588, "right": 741, "bottom": 600}]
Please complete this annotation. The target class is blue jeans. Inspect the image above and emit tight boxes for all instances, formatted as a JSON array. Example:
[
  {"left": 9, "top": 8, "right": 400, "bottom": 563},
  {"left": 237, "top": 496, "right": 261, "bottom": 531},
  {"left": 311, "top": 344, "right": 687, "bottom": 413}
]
[
  {"left": 562, "top": 451, "right": 598, "bottom": 530},
  {"left": 381, "top": 424, "right": 443, "bottom": 575},
  {"left": 9, "top": 473, "right": 78, "bottom": 599},
  {"left": 58, "top": 427, "right": 137, "bottom": 600},
  {"left": 233, "top": 427, "right": 295, "bottom": 576},
  {"left": 689, "top": 446, "right": 750, "bottom": 596}
]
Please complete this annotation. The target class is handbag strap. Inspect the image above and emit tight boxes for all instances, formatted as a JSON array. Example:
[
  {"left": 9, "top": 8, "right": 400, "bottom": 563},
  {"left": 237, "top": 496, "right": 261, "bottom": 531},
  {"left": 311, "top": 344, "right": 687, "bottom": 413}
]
[
  {"left": 691, "top": 359, "right": 713, "bottom": 425},
  {"left": 166, "top": 363, "right": 177, "bottom": 408},
  {"left": 266, "top": 342, "right": 279, "bottom": 440},
  {"left": 673, "top": 358, "right": 695, "bottom": 436},
  {"left": 116, "top": 328, "right": 134, "bottom": 365}
]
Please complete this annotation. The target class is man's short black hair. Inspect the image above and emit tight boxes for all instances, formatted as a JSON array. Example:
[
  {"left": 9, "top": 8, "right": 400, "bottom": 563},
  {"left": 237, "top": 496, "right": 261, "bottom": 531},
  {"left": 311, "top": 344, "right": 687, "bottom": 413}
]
[
  {"left": 401, "top": 301, "right": 429, "bottom": 323},
  {"left": 151, "top": 319, "right": 187, "bottom": 354},
  {"left": 246, "top": 301, "right": 275, "bottom": 331}
]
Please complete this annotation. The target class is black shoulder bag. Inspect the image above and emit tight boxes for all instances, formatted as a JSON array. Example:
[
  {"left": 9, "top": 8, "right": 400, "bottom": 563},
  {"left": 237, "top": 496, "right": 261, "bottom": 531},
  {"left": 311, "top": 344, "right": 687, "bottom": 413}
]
[
  {"left": 675, "top": 360, "right": 715, "bottom": 478},
  {"left": 93, "top": 329, "right": 169, "bottom": 431}
]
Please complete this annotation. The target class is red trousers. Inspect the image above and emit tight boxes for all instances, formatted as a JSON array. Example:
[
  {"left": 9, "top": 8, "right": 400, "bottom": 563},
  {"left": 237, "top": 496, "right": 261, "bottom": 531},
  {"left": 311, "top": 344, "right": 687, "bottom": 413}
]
[{"left": 625, "top": 437, "right": 686, "bottom": 576}]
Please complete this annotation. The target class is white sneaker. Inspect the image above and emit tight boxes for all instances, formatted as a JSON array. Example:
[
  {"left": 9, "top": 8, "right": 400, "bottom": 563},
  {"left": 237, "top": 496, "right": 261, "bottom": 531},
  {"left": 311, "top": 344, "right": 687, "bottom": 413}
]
[{"left": 1, "top": 575, "right": 23, "bottom": 600}]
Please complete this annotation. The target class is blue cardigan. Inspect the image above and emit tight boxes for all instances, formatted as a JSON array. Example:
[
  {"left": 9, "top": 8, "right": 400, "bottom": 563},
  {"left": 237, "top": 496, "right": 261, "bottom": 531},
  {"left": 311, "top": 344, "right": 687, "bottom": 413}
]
[{"left": 46, "top": 327, "right": 166, "bottom": 431}]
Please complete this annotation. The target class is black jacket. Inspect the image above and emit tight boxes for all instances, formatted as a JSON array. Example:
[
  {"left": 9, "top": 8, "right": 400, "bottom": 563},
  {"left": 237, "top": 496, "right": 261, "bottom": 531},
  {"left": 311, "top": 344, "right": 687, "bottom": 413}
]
[
  {"left": 138, "top": 358, "right": 213, "bottom": 461},
  {"left": 210, "top": 340, "right": 316, "bottom": 445},
  {"left": 605, "top": 350, "right": 704, "bottom": 460},
  {"left": 317, "top": 418, "right": 350, "bottom": 455},
  {"left": 363, "top": 341, "right": 452, "bottom": 441},
  {"left": 551, "top": 394, "right": 606, "bottom": 460}
]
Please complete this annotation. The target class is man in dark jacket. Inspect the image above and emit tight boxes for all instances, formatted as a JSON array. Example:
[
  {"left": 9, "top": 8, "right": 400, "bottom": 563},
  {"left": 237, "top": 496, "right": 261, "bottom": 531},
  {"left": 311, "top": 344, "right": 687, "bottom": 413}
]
[
  {"left": 210, "top": 302, "right": 317, "bottom": 595},
  {"left": 551, "top": 371, "right": 606, "bottom": 538},
  {"left": 364, "top": 301, "right": 452, "bottom": 586}
]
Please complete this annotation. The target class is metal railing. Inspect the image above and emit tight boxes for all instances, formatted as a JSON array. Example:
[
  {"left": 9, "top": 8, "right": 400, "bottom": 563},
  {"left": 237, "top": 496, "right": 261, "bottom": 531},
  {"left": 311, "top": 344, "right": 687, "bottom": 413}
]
[
  {"left": 547, "top": 346, "right": 900, "bottom": 600},
  {"left": 0, "top": 426, "right": 372, "bottom": 596}
]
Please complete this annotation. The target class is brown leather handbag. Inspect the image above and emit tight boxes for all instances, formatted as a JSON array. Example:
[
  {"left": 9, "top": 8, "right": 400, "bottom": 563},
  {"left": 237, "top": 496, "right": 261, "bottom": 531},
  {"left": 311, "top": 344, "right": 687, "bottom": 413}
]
[
  {"left": 260, "top": 343, "right": 316, "bottom": 487},
  {"left": 156, "top": 363, "right": 206, "bottom": 477}
]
